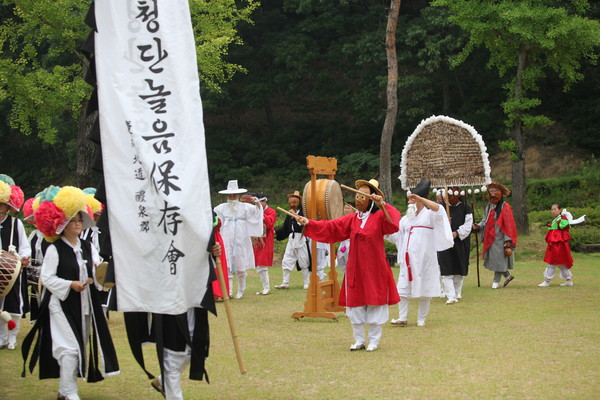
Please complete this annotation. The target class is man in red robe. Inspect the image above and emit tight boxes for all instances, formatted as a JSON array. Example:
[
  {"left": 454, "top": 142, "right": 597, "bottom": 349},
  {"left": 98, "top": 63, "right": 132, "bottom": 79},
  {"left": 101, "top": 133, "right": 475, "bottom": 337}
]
[
  {"left": 297, "top": 179, "right": 400, "bottom": 352},
  {"left": 473, "top": 182, "right": 518, "bottom": 289},
  {"left": 252, "top": 194, "right": 276, "bottom": 295}
]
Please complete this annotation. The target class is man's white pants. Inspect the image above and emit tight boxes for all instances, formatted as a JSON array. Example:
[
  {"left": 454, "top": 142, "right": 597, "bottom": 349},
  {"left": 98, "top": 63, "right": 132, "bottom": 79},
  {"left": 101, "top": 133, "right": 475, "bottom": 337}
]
[
  {"left": 544, "top": 264, "right": 572, "bottom": 281},
  {"left": 441, "top": 275, "right": 464, "bottom": 301},
  {"left": 228, "top": 270, "right": 247, "bottom": 297},
  {"left": 256, "top": 266, "right": 270, "bottom": 291},
  {"left": 159, "top": 348, "right": 192, "bottom": 400},
  {"left": 346, "top": 305, "right": 388, "bottom": 347},
  {"left": 398, "top": 296, "right": 431, "bottom": 324},
  {"left": 59, "top": 353, "right": 81, "bottom": 400}
]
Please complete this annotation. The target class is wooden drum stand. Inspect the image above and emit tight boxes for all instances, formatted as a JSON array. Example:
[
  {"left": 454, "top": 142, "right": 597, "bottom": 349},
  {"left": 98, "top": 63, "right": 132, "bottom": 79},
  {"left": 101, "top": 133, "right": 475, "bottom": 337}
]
[{"left": 292, "top": 155, "right": 345, "bottom": 321}]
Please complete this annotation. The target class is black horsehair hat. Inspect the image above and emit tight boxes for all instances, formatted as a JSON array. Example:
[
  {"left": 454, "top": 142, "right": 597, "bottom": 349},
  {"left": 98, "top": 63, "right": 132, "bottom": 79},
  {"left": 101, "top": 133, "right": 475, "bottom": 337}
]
[{"left": 411, "top": 179, "right": 431, "bottom": 198}]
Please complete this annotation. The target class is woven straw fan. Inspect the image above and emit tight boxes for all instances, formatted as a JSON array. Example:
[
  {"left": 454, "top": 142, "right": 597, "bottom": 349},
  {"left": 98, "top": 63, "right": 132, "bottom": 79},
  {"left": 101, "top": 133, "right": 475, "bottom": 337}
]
[{"left": 399, "top": 115, "right": 491, "bottom": 190}]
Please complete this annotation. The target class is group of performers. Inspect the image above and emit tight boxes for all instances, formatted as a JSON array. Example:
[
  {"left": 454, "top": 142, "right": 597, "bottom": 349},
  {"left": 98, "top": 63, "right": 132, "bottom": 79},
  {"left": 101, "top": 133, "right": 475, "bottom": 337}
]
[
  {"left": 0, "top": 171, "right": 585, "bottom": 399},
  {"left": 0, "top": 178, "right": 119, "bottom": 400}
]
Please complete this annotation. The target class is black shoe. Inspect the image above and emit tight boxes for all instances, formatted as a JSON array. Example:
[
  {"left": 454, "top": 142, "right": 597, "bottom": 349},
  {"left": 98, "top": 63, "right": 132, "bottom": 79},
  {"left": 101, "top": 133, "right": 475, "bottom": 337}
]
[{"left": 503, "top": 274, "right": 514, "bottom": 287}]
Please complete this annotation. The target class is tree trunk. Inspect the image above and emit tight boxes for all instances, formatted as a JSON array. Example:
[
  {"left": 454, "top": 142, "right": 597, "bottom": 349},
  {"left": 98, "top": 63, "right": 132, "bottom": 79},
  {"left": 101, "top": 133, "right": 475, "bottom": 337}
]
[
  {"left": 76, "top": 103, "right": 97, "bottom": 188},
  {"left": 510, "top": 46, "right": 529, "bottom": 234},
  {"left": 442, "top": 62, "right": 450, "bottom": 114},
  {"left": 379, "top": 0, "right": 401, "bottom": 203},
  {"left": 76, "top": 57, "right": 97, "bottom": 188}
]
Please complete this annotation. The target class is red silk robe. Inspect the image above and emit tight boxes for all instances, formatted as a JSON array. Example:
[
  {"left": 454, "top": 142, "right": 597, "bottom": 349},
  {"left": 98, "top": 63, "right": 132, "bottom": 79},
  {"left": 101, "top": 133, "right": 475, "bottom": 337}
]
[
  {"left": 304, "top": 203, "right": 401, "bottom": 307},
  {"left": 543, "top": 215, "right": 573, "bottom": 268},
  {"left": 252, "top": 206, "right": 276, "bottom": 267},
  {"left": 212, "top": 218, "right": 229, "bottom": 299}
]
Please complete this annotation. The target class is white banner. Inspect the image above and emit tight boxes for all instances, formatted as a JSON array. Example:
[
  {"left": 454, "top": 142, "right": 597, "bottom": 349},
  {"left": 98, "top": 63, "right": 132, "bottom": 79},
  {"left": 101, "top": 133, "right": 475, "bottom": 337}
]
[{"left": 95, "top": 0, "right": 212, "bottom": 314}]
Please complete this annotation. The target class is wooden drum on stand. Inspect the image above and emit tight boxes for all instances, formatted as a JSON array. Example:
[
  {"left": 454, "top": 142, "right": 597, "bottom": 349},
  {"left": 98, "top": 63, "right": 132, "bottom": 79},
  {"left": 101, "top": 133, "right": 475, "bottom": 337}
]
[
  {"left": 0, "top": 250, "right": 22, "bottom": 297},
  {"left": 302, "top": 179, "right": 343, "bottom": 221}
]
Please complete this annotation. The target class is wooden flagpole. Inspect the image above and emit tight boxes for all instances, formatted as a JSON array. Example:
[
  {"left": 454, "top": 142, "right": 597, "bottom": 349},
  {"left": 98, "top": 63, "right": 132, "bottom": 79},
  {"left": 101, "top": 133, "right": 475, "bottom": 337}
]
[{"left": 215, "top": 256, "right": 247, "bottom": 374}]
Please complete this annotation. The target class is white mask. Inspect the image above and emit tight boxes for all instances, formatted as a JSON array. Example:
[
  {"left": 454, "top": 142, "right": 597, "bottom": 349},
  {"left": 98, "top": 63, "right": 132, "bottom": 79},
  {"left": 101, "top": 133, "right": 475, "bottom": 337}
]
[{"left": 405, "top": 203, "right": 417, "bottom": 220}]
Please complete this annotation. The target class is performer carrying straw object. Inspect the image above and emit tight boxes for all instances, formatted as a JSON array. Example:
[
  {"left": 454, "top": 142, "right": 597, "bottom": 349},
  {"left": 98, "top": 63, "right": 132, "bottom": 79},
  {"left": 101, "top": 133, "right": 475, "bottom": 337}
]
[{"left": 399, "top": 115, "right": 492, "bottom": 286}]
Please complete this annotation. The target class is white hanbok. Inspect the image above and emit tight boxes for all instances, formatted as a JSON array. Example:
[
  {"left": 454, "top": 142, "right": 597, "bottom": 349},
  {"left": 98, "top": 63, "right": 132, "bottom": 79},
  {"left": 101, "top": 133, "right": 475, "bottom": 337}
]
[
  {"left": 214, "top": 200, "right": 263, "bottom": 297},
  {"left": 214, "top": 200, "right": 263, "bottom": 273},
  {"left": 391, "top": 206, "right": 453, "bottom": 298}
]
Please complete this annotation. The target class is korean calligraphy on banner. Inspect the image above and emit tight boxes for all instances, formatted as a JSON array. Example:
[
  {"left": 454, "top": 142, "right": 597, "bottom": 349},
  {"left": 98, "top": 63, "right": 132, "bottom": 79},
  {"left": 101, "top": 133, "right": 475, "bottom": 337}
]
[{"left": 94, "top": 0, "right": 212, "bottom": 314}]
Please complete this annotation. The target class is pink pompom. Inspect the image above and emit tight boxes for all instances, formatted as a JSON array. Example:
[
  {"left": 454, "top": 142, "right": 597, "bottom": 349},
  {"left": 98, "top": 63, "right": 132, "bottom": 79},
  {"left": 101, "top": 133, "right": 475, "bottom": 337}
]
[
  {"left": 34, "top": 201, "right": 66, "bottom": 237},
  {"left": 8, "top": 186, "right": 24, "bottom": 211},
  {"left": 339, "top": 246, "right": 347, "bottom": 253}
]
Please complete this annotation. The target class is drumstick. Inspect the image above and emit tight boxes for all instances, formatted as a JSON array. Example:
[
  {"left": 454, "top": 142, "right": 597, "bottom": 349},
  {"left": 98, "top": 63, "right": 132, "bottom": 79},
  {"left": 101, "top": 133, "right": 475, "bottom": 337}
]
[
  {"left": 276, "top": 207, "right": 301, "bottom": 220},
  {"left": 82, "top": 277, "right": 94, "bottom": 287},
  {"left": 340, "top": 184, "right": 394, "bottom": 223},
  {"left": 215, "top": 256, "right": 247, "bottom": 375}
]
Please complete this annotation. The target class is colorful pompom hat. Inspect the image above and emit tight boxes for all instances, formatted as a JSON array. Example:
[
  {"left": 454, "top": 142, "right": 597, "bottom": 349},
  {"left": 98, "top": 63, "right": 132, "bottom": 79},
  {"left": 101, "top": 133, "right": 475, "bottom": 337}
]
[
  {"left": 0, "top": 174, "right": 25, "bottom": 212},
  {"left": 33, "top": 186, "right": 95, "bottom": 242},
  {"left": 83, "top": 187, "right": 104, "bottom": 217}
]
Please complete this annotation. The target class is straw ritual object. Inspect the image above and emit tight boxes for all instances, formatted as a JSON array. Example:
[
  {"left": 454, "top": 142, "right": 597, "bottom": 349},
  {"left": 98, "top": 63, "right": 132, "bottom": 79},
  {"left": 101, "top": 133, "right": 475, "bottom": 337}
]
[{"left": 399, "top": 115, "right": 491, "bottom": 189}]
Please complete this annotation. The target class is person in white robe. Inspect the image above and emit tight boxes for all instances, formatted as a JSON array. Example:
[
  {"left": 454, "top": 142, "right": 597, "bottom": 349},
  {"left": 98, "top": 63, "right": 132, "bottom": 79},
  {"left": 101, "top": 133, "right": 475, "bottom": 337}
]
[
  {"left": 213, "top": 180, "right": 263, "bottom": 299},
  {"left": 388, "top": 180, "right": 453, "bottom": 327}
]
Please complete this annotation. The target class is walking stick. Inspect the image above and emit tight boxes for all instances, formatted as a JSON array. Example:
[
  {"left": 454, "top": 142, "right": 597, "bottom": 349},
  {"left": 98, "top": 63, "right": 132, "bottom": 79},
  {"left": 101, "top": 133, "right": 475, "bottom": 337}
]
[
  {"left": 215, "top": 256, "right": 247, "bottom": 375},
  {"left": 470, "top": 191, "right": 481, "bottom": 287}
]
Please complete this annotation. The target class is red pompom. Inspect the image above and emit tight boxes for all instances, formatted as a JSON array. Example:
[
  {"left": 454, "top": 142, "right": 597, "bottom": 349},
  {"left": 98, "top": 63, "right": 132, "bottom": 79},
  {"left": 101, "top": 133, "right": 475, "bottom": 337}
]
[
  {"left": 34, "top": 201, "right": 66, "bottom": 237},
  {"left": 7, "top": 319, "right": 16, "bottom": 330},
  {"left": 9, "top": 186, "right": 24, "bottom": 211},
  {"left": 22, "top": 198, "right": 35, "bottom": 223}
]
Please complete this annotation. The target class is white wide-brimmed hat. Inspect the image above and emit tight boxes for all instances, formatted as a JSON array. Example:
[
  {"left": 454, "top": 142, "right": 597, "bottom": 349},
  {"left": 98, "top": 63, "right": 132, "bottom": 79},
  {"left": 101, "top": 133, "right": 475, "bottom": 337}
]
[{"left": 219, "top": 180, "right": 248, "bottom": 195}]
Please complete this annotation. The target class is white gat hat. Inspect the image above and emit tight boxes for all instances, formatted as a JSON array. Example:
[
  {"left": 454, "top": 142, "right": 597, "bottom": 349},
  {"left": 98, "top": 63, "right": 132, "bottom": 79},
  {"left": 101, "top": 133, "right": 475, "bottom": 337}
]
[{"left": 218, "top": 180, "right": 248, "bottom": 195}]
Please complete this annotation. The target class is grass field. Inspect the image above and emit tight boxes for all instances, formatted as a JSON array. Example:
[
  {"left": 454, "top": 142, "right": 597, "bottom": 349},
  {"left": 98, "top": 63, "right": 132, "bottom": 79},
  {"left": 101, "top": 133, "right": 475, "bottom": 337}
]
[{"left": 1, "top": 244, "right": 599, "bottom": 400}]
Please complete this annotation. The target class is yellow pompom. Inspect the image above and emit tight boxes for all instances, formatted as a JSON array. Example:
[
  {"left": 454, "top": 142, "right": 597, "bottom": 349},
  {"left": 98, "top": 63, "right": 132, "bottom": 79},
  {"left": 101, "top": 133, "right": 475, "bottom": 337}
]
[
  {"left": 32, "top": 197, "right": 41, "bottom": 211},
  {"left": 42, "top": 234, "right": 60, "bottom": 243},
  {"left": 53, "top": 186, "right": 87, "bottom": 219},
  {"left": 85, "top": 194, "right": 103, "bottom": 215},
  {"left": 0, "top": 181, "right": 10, "bottom": 204}
]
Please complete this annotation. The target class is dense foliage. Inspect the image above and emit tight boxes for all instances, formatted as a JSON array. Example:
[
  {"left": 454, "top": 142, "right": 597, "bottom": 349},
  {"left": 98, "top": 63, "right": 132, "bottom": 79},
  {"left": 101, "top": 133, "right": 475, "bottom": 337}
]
[
  {"left": 202, "top": 0, "right": 600, "bottom": 192},
  {"left": 1, "top": 0, "right": 599, "bottom": 213}
]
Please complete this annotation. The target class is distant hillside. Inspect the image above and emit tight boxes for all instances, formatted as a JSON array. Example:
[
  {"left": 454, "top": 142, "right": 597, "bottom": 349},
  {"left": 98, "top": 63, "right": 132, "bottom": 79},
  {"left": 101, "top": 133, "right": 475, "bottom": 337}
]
[{"left": 489, "top": 145, "right": 593, "bottom": 181}]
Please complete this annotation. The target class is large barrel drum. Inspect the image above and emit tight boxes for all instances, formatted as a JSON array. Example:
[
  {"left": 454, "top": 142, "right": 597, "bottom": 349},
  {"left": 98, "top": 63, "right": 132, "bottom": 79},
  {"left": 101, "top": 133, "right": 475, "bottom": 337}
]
[
  {"left": 0, "top": 250, "right": 22, "bottom": 297},
  {"left": 302, "top": 179, "right": 343, "bottom": 221}
]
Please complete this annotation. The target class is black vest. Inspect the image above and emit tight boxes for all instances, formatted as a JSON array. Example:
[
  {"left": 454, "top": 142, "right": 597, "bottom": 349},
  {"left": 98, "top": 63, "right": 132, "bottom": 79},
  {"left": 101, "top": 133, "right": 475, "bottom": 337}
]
[{"left": 0, "top": 215, "right": 20, "bottom": 251}]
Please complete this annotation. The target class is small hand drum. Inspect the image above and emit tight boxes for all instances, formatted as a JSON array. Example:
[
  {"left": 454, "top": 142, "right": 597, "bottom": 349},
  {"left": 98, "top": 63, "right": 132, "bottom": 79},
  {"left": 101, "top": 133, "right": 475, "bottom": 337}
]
[
  {"left": 0, "top": 250, "right": 22, "bottom": 297},
  {"left": 96, "top": 261, "right": 115, "bottom": 290}
]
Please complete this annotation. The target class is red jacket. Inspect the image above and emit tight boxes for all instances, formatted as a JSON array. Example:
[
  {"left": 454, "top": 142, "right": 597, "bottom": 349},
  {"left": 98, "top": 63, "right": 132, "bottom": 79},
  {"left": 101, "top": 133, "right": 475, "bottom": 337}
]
[
  {"left": 253, "top": 206, "right": 276, "bottom": 266},
  {"left": 305, "top": 204, "right": 401, "bottom": 307}
]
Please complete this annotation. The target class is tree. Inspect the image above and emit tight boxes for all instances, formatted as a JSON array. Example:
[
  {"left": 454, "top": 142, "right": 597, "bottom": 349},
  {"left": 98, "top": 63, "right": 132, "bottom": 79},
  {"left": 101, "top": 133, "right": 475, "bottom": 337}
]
[
  {"left": 379, "top": 0, "right": 401, "bottom": 202},
  {"left": 432, "top": 0, "right": 600, "bottom": 233},
  {"left": 0, "top": 0, "right": 258, "bottom": 187}
]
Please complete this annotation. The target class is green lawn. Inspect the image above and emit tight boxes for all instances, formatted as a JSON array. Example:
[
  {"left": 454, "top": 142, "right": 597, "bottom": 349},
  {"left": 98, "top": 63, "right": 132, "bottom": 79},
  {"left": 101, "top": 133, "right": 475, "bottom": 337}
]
[{"left": 2, "top": 248, "right": 599, "bottom": 400}]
